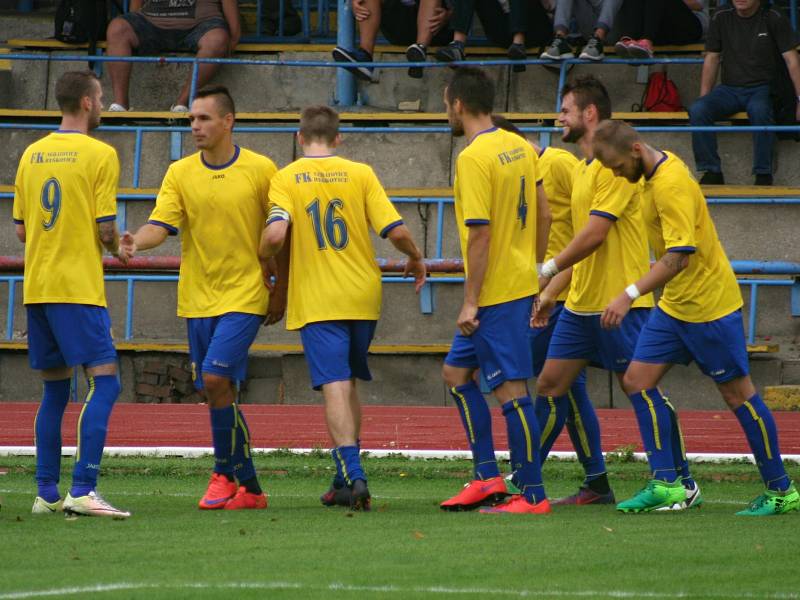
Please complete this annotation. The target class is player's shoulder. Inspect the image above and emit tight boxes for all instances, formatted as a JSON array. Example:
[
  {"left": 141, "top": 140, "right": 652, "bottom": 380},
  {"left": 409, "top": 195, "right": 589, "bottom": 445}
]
[
  {"left": 237, "top": 146, "right": 278, "bottom": 172},
  {"left": 84, "top": 134, "right": 118, "bottom": 157}
]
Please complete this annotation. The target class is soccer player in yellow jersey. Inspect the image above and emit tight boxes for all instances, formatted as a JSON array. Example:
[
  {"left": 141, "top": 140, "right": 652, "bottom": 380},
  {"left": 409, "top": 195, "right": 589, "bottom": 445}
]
[
  {"left": 438, "top": 68, "right": 553, "bottom": 515},
  {"left": 593, "top": 120, "right": 799, "bottom": 516},
  {"left": 491, "top": 116, "right": 613, "bottom": 507},
  {"left": 120, "top": 86, "right": 280, "bottom": 511},
  {"left": 535, "top": 75, "right": 699, "bottom": 509},
  {"left": 259, "top": 106, "right": 426, "bottom": 511},
  {"left": 13, "top": 71, "right": 130, "bottom": 519}
]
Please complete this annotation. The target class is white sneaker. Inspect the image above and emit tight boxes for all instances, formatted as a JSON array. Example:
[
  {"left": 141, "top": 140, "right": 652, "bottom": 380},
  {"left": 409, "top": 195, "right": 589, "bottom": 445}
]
[
  {"left": 32, "top": 496, "right": 63, "bottom": 514},
  {"left": 63, "top": 491, "right": 131, "bottom": 519},
  {"left": 170, "top": 104, "right": 189, "bottom": 113},
  {"left": 107, "top": 102, "right": 129, "bottom": 112}
]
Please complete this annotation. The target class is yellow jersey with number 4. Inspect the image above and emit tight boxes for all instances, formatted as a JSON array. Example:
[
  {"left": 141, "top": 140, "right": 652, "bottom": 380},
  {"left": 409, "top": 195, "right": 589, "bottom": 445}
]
[
  {"left": 567, "top": 158, "right": 654, "bottom": 313},
  {"left": 148, "top": 146, "right": 277, "bottom": 318},
  {"left": 13, "top": 131, "right": 119, "bottom": 307},
  {"left": 267, "top": 155, "right": 403, "bottom": 330},
  {"left": 641, "top": 151, "right": 742, "bottom": 322},
  {"left": 454, "top": 127, "right": 542, "bottom": 308}
]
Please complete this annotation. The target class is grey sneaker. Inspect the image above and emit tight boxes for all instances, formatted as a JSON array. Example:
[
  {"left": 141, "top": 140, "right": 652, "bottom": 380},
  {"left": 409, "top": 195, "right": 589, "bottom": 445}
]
[
  {"left": 434, "top": 41, "right": 465, "bottom": 63},
  {"left": 579, "top": 36, "right": 604, "bottom": 61},
  {"left": 540, "top": 37, "right": 574, "bottom": 60}
]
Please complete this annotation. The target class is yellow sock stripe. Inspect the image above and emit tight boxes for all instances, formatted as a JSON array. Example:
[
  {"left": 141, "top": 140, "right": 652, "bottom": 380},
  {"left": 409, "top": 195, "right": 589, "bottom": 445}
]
[
  {"left": 568, "top": 391, "right": 592, "bottom": 457},
  {"left": 75, "top": 377, "right": 96, "bottom": 463},
  {"left": 336, "top": 448, "right": 351, "bottom": 485},
  {"left": 664, "top": 397, "right": 687, "bottom": 460},
  {"left": 513, "top": 400, "right": 533, "bottom": 463},
  {"left": 744, "top": 401, "right": 773, "bottom": 460},
  {"left": 451, "top": 387, "right": 476, "bottom": 444},
  {"left": 641, "top": 390, "right": 661, "bottom": 450},
  {"left": 539, "top": 396, "right": 557, "bottom": 449},
  {"left": 234, "top": 404, "right": 251, "bottom": 459}
]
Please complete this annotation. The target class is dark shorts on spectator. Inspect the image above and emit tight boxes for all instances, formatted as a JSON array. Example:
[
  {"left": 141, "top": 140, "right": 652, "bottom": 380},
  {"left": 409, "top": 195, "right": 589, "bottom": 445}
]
[{"left": 120, "top": 13, "right": 229, "bottom": 55}]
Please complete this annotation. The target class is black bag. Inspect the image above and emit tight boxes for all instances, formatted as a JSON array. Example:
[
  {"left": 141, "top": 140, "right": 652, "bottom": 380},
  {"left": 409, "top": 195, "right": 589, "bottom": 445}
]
[{"left": 54, "top": 0, "right": 109, "bottom": 45}]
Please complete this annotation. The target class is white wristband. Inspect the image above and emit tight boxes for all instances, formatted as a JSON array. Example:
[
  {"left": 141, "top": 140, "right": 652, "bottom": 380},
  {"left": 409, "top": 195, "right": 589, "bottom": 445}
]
[
  {"left": 625, "top": 284, "right": 641, "bottom": 300},
  {"left": 536, "top": 263, "right": 543, "bottom": 276},
  {"left": 541, "top": 258, "right": 559, "bottom": 278}
]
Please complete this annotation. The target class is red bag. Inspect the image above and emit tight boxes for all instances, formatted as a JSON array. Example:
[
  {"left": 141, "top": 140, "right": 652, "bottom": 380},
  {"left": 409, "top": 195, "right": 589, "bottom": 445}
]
[{"left": 640, "top": 71, "right": 684, "bottom": 112}]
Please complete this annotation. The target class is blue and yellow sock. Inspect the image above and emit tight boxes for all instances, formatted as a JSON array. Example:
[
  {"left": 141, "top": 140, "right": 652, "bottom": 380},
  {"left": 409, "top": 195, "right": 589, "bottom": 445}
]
[
  {"left": 71, "top": 375, "right": 120, "bottom": 497},
  {"left": 564, "top": 372, "right": 608, "bottom": 486},
  {"left": 664, "top": 397, "right": 695, "bottom": 489},
  {"left": 628, "top": 388, "right": 677, "bottom": 483},
  {"left": 331, "top": 439, "right": 359, "bottom": 489},
  {"left": 334, "top": 445, "right": 365, "bottom": 485},
  {"left": 209, "top": 405, "right": 235, "bottom": 479},
  {"left": 535, "top": 394, "right": 568, "bottom": 462},
  {"left": 35, "top": 378, "right": 71, "bottom": 503},
  {"left": 502, "top": 396, "right": 546, "bottom": 503},
  {"left": 734, "top": 394, "right": 790, "bottom": 492},
  {"left": 232, "top": 404, "right": 261, "bottom": 494},
  {"left": 450, "top": 381, "right": 500, "bottom": 480}
]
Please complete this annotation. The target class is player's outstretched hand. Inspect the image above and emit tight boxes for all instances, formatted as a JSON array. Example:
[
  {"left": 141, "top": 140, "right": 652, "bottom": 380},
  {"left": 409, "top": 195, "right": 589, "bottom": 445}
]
[
  {"left": 457, "top": 301, "right": 479, "bottom": 336},
  {"left": 404, "top": 256, "right": 427, "bottom": 293},
  {"left": 117, "top": 231, "right": 136, "bottom": 265},
  {"left": 601, "top": 292, "right": 633, "bottom": 330},
  {"left": 531, "top": 293, "right": 554, "bottom": 328}
]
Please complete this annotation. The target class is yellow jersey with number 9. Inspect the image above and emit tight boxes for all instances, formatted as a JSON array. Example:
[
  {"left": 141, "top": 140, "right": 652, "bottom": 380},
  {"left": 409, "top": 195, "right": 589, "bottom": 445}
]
[
  {"left": 268, "top": 155, "right": 403, "bottom": 330},
  {"left": 13, "top": 131, "right": 119, "bottom": 307},
  {"left": 454, "top": 127, "right": 541, "bottom": 308}
]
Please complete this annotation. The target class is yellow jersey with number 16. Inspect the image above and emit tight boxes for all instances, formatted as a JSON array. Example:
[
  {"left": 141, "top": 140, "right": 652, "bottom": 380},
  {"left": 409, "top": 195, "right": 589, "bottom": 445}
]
[
  {"left": 268, "top": 155, "right": 403, "bottom": 330},
  {"left": 13, "top": 131, "right": 119, "bottom": 307}
]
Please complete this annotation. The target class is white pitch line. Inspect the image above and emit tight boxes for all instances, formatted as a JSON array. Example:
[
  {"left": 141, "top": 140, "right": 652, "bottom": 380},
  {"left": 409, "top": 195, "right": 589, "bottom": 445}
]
[
  {"left": 2, "top": 446, "right": 798, "bottom": 463},
  {"left": 0, "top": 581, "right": 798, "bottom": 600}
]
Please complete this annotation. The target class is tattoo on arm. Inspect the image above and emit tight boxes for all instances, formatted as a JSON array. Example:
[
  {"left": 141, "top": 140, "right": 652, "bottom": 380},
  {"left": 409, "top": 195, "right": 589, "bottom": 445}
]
[
  {"left": 661, "top": 252, "right": 689, "bottom": 273},
  {"left": 98, "top": 221, "right": 116, "bottom": 245}
]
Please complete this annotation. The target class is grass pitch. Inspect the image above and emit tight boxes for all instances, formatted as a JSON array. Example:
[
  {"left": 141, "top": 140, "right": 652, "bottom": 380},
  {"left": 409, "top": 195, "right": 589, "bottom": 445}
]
[{"left": 1, "top": 453, "right": 799, "bottom": 600}]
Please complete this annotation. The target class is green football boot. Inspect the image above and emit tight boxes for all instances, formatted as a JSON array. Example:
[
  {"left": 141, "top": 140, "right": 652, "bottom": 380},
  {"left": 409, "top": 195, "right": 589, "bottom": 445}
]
[
  {"left": 616, "top": 479, "right": 686, "bottom": 513},
  {"left": 736, "top": 484, "right": 800, "bottom": 516}
]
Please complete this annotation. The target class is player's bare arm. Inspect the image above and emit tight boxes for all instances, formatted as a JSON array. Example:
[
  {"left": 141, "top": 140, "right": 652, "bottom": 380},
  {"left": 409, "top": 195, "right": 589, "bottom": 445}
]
[
  {"left": 539, "top": 215, "right": 613, "bottom": 285},
  {"left": 126, "top": 223, "right": 170, "bottom": 255},
  {"left": 458, "top": 224, "right": 489, "bottom": 336},
  {"left": 386, "top": 224, "right": 427, "bottom": 293},
  {"left": 98, "top": 220, "right": 128, "bottom": 265},
  {"left": 264, "top": 229, "right": 290, "bottom": 326},
  {"left": 601, "top": 251, "right": 691, "bottom": 329},
  {"left": 532, "top": 267, "right": 572, "bottom": 328},
  {"left": 259, "top": 218, "right": 289, "bottom": 259},
  {"left": 535, "top": 183, "right": 552, "bottom": 263},
  {"left": 15, "top": 223, "right": 25, "bottom": 243}
]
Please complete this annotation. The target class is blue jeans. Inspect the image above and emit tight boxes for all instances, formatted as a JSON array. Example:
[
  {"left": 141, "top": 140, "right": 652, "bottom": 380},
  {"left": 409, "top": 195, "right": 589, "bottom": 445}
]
[{"left": 688, "top": 84, "right": 774, "bottom": 175}]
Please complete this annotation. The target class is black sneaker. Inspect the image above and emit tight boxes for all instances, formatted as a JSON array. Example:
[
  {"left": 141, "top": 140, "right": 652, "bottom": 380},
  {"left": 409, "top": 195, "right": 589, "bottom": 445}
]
[
  {"left": 754, "top": 174, "right": 773, "bottom": 186},
  {"left": 320, "top": 483, "right": 352, "bottom": 507},
  {"left": 508, "top": 42, "right": 526, "bottom": 73},
  {"left": 540, "top": 36, "right": 574, "bottom": 60},
  {"left": 578, "top": 36, "right": 604, "bottom": 61},
  {"left": 406, "top": 43, "right": 426, "bottom": 79},
  {"left": 332, "top": 46, "right": 375, "bottom": 82},
  {"left": 699, "top": 171, "right": 725, "bottom": 185},
  {"left": 350, "top": 479, "right": 371, "bottom": 511},
  {"left": 434, "top": 40, "right": 465, "bottom": 63}
]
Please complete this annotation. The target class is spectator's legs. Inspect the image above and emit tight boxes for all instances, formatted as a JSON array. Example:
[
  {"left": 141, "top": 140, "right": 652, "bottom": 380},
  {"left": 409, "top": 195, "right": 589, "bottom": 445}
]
[
  {"left": 745, "top": 84, "right": 775, "bottom": 176},
  {"left": 450, "top": 0, "right": 477, "bottom": 42},
  {"left": 175, "top": 27, "right": 230, "bottom": 109},
  {"left": 106, "top": 17, "right": 140, "bottom": 109},
  {"left": 356, "top": 0, "right": 382, "bottom": 54},
  {"left": 594, "top": 0, "right": 621, "bottom": 40},
  {"left": 509, "top": 0, "right": 529, "bottom": 45},
  {"left": 476, "top": 0, "right": 512, "bottom": 47},
  {"left": 688, "top": 85, "right": 742, "bottom": 175},
  {"left": 416, "top": 0, "right": 440, "bottom": 46},
  {"left": 552, "top": 0, "right": 575, "bottom": 37}
]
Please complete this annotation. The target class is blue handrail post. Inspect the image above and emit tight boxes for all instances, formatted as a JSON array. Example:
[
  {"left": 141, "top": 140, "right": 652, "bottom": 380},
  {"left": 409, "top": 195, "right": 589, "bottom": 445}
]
[
  {"left": 189, "top": 59, "right": 200, "bottom": 105},
  {"left": 335, "top": 0, "right": 357, "bottom": 106},
  {"left": 257, "top": 0, "right": 263, "bottom": 38},
  {"left": 133, "top": 128, "right": 143, "bottom": 188},
  {"left": 303, "top": 0, "right": 311, "bottom": 39},
  {"left": 555, "top": 61, "right": 569, "bottom": 112},
  {"left": 16, "top": 0, "right": 33, "bottom": 12},
  {"left": 125, "top": 279, "right": 135, "bottom": 340},
  {"left": 748, "top": 283, "right": 758, "bottom": 345},
  {"left": 792, "top": 0, "right": 798, "bottom": 32}
]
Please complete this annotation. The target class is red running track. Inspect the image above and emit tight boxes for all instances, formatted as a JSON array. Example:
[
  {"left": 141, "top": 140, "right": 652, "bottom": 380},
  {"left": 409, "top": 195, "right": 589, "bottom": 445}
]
[{"left": 2, "top": 403, "right": 800, "bottom": 454}]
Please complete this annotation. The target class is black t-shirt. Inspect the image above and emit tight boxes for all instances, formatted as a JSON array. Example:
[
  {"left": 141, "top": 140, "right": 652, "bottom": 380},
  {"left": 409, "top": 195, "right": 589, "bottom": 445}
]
[{"left": 706, "top": 6, "right": 796, "bottom": 87}]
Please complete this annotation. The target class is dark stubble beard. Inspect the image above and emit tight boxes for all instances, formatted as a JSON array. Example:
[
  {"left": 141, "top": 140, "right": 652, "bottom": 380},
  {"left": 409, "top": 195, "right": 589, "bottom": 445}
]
[{"left": 561, "top": 121, "right": 586, "bottom": 144}]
